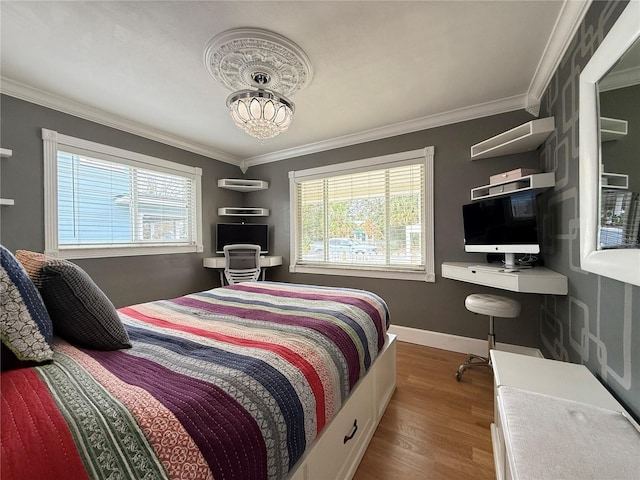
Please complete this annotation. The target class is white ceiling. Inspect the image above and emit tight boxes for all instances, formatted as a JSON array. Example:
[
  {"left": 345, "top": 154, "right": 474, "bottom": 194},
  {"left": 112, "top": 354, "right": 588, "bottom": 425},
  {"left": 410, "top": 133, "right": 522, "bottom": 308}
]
[{"left": 0, "top": 1, "right": 589, "bottom": 170}]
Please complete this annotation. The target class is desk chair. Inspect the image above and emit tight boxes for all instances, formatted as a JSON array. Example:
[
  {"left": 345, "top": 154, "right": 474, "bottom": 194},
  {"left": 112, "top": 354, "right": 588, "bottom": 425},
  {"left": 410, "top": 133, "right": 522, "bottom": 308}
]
[
  {"left": 456, "top": 293, "right": 521, "bottom": 381},
  {"left": 223, "top": 244, "right": 261, "bottom": 285}
]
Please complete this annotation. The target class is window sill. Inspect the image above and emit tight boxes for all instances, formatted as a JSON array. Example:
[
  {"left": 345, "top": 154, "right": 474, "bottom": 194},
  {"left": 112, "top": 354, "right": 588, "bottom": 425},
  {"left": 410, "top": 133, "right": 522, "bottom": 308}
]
[
  {"left": 48, "top": 244, "right": 203, "bottom": 260},
  {"left": 290, "top": 264, "right": 435, "bottom": 282}
]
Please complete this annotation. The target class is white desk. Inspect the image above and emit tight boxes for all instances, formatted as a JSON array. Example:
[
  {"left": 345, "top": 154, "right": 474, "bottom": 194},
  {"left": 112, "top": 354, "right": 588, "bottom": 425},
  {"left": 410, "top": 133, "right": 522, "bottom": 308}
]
[
  {"left": 203, "top": 255, "right": 283, "bottom": 284},
  {"left": 441, "top": 261, "right": 568, "bottom": 295}
]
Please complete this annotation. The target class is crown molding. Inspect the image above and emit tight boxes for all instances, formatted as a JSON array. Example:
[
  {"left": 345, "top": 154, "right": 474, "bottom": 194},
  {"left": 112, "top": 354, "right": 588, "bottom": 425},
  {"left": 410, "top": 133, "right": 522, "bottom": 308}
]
[
  {"left": 242, "top": 94, "right": 529, "bottom": 169},
  {"left": 0, "top": 77, "right": 242, "bottom": 167},
  {"left": 598, "top": 65, "right": 640, "bottom": 92},
  {"left": 525, "top": 97, "right": 541, "bottom": 117},
  {"left": 526, "top": 0, "right": 592, "bottom": 111}
]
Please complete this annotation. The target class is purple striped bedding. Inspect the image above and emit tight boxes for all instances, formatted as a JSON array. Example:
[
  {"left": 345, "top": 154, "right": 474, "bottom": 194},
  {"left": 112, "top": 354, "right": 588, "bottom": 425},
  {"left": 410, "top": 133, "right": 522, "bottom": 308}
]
[{"left": 1, "top": 282, "right": 389, "bottom": 480}]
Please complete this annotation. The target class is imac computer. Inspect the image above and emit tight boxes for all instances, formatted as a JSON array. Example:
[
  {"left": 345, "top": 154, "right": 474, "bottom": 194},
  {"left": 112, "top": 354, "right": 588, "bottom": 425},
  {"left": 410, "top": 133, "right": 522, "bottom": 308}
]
[
  {"left": 462, "top": 190, "right": 539, "bottom": 270},
  {"left": 216, "top": 223, "right": 269, "bottom": 254}
]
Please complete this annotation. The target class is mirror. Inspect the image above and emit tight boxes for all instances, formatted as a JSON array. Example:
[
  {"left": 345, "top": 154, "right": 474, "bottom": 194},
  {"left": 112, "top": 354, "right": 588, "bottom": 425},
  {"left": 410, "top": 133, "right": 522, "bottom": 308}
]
[
  {"left": 579, "top": 0, "right": 640, "bottom": 286},
  {"left": 598, "top": 39, "right": 640, "bottom": 250}
]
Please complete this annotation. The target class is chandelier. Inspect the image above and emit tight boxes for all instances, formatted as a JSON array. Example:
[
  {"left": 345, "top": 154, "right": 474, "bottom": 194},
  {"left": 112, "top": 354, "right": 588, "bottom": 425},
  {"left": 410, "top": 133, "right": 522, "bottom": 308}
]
[
  {"left": 204, "top": 28, "right": 312, "bottom": 140},
  {"left": 226, "top": 73, "right": 294, "bottom": 140}
]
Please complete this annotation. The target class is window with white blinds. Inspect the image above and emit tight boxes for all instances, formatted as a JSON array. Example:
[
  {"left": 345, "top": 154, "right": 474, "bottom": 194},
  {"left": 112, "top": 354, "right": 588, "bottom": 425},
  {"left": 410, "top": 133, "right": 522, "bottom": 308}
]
[
  {"left": 289, "top": 147, "right": 434, "bottom": 281},
  {"left": 43, "top": 129, "right": 202, "bottom": 259}
]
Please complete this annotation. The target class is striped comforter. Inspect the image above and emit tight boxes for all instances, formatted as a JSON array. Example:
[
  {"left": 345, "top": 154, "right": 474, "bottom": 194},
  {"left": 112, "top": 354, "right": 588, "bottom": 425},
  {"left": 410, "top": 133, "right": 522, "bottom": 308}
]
[{"left": 1, "top": 282, "right": 389, "bottom": 480}]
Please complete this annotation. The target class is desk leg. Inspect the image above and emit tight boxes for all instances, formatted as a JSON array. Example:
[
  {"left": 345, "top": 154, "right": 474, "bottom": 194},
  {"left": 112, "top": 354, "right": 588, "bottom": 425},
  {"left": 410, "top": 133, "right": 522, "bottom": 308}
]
[{"left": 219, "top": 271, "right": 225, "bottom": 286}]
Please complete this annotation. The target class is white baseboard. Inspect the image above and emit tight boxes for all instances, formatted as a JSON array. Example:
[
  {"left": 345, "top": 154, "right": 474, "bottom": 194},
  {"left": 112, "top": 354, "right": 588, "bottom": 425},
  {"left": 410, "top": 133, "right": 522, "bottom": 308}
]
[{"left": 388, "top": 324, "right": 543, "bottom": 358}]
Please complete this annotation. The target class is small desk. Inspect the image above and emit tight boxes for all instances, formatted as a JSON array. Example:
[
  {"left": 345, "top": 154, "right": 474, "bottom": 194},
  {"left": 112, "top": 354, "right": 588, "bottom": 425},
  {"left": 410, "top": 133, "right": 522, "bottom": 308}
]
[
  {"left": 441, "top": 261, "right": 568, "bottom": 295},
  {"left": 203, "top": 256, "right": 283, "bottom": 284}
]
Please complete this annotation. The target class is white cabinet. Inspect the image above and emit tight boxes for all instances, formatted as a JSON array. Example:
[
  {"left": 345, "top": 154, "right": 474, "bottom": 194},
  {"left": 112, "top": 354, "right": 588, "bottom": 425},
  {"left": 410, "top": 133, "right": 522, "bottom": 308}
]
[
  {"left": 470, "top": 172, "right": 555, "bottom": 201},
  {"left": 1, "top": 148, "right": 14, "bottom": 206},
  {"left": 470, "top": 117, "right": 555, "bottom": 160},
  {"left": 304, "top": 369, "right": 375, "bottom": 480},
  {"left": 490, "top": 351, "right": 640, "bottom": 480}
]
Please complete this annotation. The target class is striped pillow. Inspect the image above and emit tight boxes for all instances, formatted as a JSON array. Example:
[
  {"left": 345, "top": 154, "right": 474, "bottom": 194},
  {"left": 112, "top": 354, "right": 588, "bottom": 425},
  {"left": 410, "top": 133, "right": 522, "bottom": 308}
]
[
  {"left": 16, "top": 250, "right": 131, "bottom": 351},
  {"left": 0, "top": 246, "right": 54, "bottom": 369}
]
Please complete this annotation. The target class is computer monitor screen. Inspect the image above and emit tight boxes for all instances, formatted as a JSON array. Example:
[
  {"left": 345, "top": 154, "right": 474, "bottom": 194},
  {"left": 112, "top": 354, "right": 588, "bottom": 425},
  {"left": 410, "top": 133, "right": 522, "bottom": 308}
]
[
  {"left": 216, "top": 223, "right": 269, "bottom": 253},
  {"left": 462, "top": 191, "right": 540, "bottom": 257}
]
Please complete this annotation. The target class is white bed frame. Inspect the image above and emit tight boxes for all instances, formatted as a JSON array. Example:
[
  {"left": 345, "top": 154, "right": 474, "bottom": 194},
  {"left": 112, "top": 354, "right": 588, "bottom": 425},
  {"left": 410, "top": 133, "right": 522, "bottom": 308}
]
[{"left": 286, "top": 333, "right": 397, "bottom": 480}]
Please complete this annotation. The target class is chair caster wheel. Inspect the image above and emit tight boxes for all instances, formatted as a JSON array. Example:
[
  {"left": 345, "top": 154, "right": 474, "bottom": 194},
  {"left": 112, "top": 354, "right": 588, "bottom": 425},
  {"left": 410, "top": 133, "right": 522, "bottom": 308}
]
[{"left": 455, "top": 367, "right": 464, "bottom": 381}]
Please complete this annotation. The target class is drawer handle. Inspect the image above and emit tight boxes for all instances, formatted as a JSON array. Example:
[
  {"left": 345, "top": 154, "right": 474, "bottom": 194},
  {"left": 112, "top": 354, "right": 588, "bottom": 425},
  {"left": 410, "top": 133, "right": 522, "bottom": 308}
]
[{"left": 343, "top": 419, "right": 358, "bottom": 444}]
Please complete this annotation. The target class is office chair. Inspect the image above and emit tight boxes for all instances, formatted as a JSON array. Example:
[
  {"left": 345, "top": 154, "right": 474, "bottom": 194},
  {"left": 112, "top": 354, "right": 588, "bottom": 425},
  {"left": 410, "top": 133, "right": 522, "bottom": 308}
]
[{"left": 223, "top": 244, "right": 261, "bottom": 285}]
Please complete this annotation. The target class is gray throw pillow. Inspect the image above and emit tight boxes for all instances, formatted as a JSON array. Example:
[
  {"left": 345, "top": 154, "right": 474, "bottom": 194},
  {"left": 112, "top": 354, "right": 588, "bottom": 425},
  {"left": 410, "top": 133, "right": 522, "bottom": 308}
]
[{"left": 16, "top": 250, "right": 131, "bottom": 350}]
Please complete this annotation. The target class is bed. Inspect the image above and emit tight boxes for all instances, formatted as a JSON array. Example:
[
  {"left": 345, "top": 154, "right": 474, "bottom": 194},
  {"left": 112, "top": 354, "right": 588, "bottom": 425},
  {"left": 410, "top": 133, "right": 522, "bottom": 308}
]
[{"left": 1, "top": 247, "right": 396, "bottom": 480}]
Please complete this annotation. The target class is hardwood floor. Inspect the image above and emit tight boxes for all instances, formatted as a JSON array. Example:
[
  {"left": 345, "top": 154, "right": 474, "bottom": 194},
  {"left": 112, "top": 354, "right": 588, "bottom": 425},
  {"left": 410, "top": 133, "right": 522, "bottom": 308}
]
[{"left": 354, "top": 341, "right": 495, "bottom": 480}]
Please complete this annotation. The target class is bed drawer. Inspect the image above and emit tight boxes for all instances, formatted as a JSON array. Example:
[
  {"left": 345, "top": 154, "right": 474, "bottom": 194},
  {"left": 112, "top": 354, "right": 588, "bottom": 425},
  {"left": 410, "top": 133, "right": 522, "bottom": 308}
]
[{"left": 304, "top": 373, "right": 375, "bottom": 480}]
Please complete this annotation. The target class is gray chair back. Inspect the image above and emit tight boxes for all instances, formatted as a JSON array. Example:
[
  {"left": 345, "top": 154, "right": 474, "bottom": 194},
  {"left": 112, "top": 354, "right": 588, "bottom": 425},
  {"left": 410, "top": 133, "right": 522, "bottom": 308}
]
[{"left": 223, "top": 244, "right": 261, "bottom": 284}]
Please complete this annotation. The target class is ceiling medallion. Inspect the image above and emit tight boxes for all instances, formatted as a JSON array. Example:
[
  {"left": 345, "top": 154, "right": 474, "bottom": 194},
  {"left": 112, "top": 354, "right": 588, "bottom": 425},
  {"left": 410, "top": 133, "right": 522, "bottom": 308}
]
[{"left": 203, "top": 28, "right": 313, "bottom": 140}]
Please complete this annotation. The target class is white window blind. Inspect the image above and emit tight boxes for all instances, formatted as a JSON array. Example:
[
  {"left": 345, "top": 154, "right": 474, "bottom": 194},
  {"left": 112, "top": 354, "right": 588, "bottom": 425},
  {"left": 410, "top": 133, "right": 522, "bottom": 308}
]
[
  {"left": 43, "top": 129, "right": 203, "bottom": 259},
  {"left": 289, "top": 147, "right": 434, "bottom": 281}
]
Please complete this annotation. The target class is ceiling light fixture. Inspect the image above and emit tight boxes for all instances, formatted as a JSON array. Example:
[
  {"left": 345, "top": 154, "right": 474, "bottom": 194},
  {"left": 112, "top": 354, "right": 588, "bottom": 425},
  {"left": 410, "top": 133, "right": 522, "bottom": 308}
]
[
  {"left": 204, "top": 28, "right": 312, "bottom": 141},
  {"left": 226, "top": 72, "right": 294, "bottom": 140}
]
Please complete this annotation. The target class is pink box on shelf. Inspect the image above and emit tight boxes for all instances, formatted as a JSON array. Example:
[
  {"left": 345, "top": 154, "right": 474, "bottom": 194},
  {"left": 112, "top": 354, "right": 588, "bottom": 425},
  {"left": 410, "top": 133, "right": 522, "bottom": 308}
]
[
  {"left": 488, "top": 181, "right": 528, "bottom": 195},
  {"left": 490, "top": 168, "right": 540, "bottom": 185}
]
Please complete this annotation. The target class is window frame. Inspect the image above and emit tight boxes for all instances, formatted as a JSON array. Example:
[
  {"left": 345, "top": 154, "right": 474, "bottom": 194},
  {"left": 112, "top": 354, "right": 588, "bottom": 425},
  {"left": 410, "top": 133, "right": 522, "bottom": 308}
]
[
  {"left": 42, "top": 128, "right": 203, "bottom": 259},
  {"left": 289, "top": 147, "right": 435, "bottom": 282}
]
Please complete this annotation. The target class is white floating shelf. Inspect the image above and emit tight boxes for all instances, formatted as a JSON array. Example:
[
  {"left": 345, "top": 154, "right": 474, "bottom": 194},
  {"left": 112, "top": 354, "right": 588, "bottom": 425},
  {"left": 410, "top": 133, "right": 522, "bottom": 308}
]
[
  {"left": 218, "top": 178, "right": 269, "bottom": 192},
  {"left": 600, "top": 117, "right": 627, "bottom": 142},
  {"left": 601, "top": 172, "right": 629, "bottom": 189},
  {"left": 218, "top": 207, "right": 269, "bottom": 216},
  {"left": 471, "top": 172, "right": 555, "bottom": 201},
  {"left": 471, "top": 117, "right": 555, "bottom": 160},
  {"left": 1, "top": 147, "right": 14, "bottom": 205}
]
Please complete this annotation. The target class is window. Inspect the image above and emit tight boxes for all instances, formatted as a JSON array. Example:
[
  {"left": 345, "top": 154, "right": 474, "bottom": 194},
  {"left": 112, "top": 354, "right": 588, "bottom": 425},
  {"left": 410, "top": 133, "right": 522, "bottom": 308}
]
[
  {"left": 289, "top": 147, "right": 434, "bottom": 281},
  {"left": 43, "top": 129, "right": 202, "bottom": 259}
]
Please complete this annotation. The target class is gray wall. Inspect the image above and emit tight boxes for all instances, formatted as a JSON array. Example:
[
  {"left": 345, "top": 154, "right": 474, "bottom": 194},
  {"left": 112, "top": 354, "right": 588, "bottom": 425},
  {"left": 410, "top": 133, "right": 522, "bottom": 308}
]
[
  {"left": 246, "top": 110, "right": 544, "bottom": 347},
  {"left": 0, "top": 94, "right": 242, "bottom": 306},
  {"left": 537, "top": 0, "right": 639, "bottom": 418},
  {"left": 0, "top": 92, "right": 546, "bottom": 348}
]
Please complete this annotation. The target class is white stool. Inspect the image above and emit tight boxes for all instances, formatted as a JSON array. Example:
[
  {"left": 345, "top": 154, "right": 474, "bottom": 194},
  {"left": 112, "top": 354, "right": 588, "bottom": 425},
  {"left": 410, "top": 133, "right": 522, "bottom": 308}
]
[{"left": 455, "top": 293, "right": 521, "bottom": 381}]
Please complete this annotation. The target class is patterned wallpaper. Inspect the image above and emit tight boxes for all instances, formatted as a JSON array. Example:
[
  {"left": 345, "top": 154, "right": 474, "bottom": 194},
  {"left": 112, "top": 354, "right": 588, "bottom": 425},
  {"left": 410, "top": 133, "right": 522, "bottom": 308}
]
[{"left": 538, "top": 0, "right": 639, "bottom": 418}]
